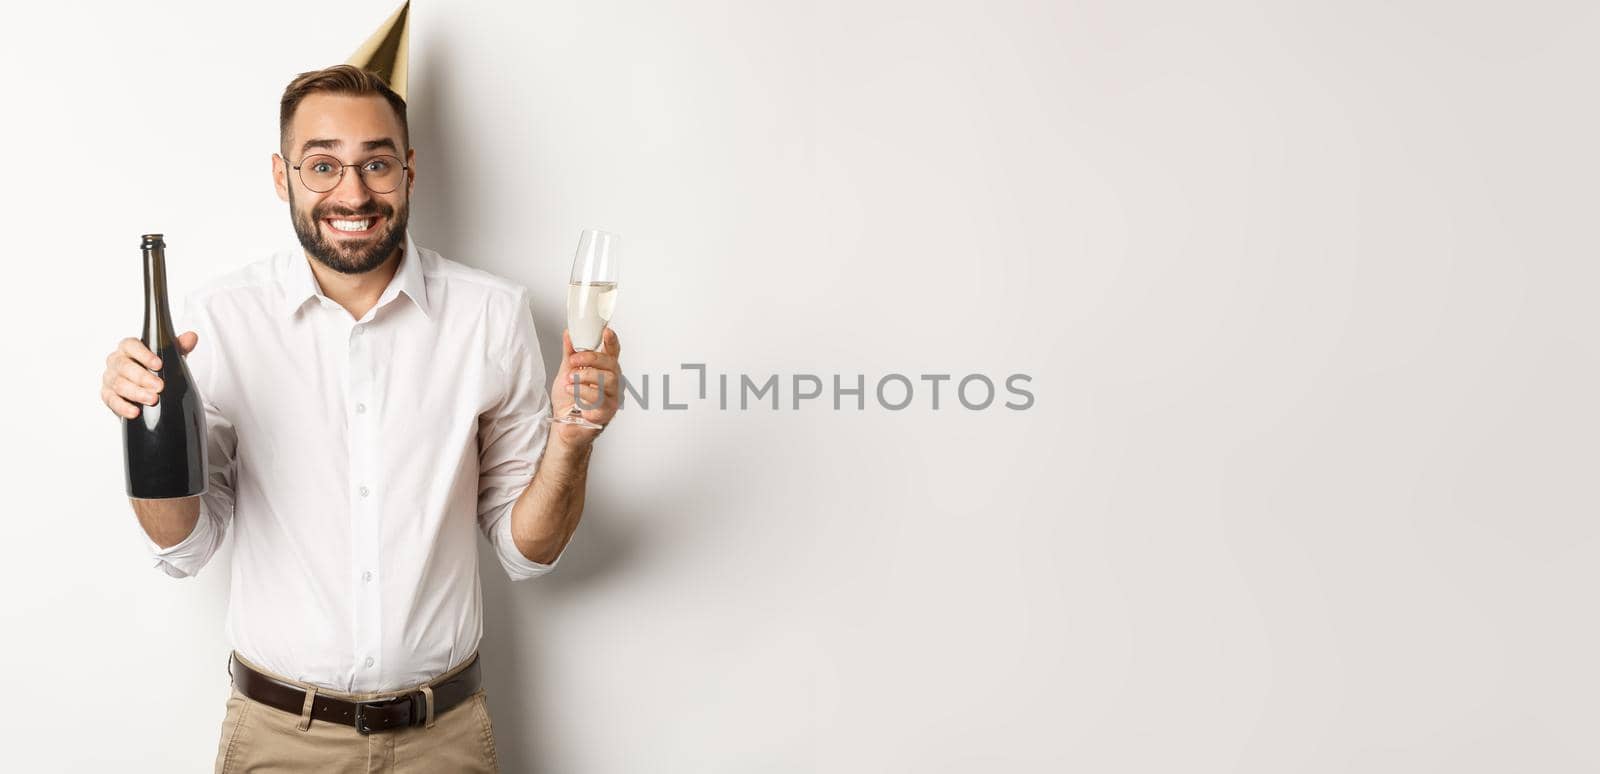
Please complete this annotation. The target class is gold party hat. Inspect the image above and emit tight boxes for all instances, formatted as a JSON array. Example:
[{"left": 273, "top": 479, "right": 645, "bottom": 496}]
[{"left": 347, "top": 1, "right": 410, "bottom": 100}]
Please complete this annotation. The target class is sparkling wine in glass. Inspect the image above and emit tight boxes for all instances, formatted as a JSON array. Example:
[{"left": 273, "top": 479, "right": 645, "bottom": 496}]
[{"left": 550, "top": 229, "right": 619, "bottom": 429}]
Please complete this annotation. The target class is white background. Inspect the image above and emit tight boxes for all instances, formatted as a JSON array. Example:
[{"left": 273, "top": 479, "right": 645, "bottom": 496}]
[{"left": 1, "top": 0, "right": 1596, "bottom": 771}]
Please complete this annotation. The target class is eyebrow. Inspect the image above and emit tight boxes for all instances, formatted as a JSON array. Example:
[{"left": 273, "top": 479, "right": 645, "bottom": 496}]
[{"left": 299, "top": 138, "right": 401, "bottom": 156}]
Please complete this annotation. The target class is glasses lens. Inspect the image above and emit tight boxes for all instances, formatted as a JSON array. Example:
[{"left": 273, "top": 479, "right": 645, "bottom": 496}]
[
  {"left": 299, "top": 154, "right": 343, "bottom": 193},
  {"left": 358, "top": 155, "right": 404, "bottom": 194}
]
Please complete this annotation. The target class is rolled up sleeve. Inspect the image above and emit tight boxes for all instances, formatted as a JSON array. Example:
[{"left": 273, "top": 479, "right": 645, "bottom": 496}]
[
  {"left": 146, "top": 493, "right": 224, "bottom": 579},
  {"left": 476, "top": 287, "right": 563, "bottom": 580}
]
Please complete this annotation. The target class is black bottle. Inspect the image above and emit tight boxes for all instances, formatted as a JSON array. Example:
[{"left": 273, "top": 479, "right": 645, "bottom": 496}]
[{"left": 123, "top": 234, "right": 208, "bottom": 498}]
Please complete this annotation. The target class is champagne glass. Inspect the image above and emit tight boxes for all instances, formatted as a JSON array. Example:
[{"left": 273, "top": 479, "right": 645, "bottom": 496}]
[{"left": 548, "top": 229, "right": 619, "bottom": 429}]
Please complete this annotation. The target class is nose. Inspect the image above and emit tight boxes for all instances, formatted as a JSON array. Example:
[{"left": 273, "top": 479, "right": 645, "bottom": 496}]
[{"left": 327, "top": 165, "right": 373, "bottom": 210}]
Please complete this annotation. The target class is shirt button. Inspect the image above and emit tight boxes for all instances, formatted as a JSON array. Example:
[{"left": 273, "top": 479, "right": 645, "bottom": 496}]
[
  {"left": 356, "top": 403, "right": 367, "bottom": 414},
  {"left": 364, "top": 657, "right": 375, "bottom": 668},
  {"left": 359, "top": 486, "right": 370, "bottom": 498},
  {"left": 363, "top": 570, "right": 373, "bottom": 582}
]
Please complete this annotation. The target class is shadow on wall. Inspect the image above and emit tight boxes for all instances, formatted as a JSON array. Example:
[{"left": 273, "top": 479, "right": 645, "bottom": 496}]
[
  {"left": 404, "top": 35, "right": 650, "bottom": 772},
  {"left": 403, "top": 36, "right": 567, "bottom": 386}
]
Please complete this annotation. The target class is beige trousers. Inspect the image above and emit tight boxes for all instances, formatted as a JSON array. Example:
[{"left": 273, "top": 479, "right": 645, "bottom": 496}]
[{"left": 213, "top": 653, "right": 500, "bottom": 773}]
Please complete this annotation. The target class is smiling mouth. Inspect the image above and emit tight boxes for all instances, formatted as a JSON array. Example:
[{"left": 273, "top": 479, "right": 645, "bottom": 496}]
[{"left": 323, "top": 216, "right": 382, "bottom": 237}]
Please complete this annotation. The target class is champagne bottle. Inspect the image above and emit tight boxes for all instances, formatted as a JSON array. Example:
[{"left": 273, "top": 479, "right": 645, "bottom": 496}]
[{"left": 123, "top": 234, "right": 208, "bottom": 499}]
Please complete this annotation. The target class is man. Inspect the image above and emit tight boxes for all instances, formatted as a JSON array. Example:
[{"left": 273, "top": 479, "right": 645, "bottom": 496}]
[{"left": 97, "top": 65, "right": 621, "bottom": 772}]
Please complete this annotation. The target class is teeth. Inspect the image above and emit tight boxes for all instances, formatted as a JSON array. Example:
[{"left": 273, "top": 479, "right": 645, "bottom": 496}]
[{"left": 330, "top": 219, "right": 373, "bottom": 232}]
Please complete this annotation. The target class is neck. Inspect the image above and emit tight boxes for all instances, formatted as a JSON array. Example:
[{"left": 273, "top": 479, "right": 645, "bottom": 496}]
[{"left": 305, "top": 244, "right": 403, "bottom": 321}]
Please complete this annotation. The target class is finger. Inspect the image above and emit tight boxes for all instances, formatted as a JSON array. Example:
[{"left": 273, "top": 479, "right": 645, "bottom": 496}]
[
  {"left": 570, "top": 369, "right": 620, "bottom": 396},
  {"left": 118, "top": 337, "right": 160, "bottom": 370},
  {"left": 558, "top": 374, "right": 602, "bottom": 399},
  {"left": 114, "top": 376, "right": 159, "bottom": 406},
  {"left": 603, "top": 327, "right": 620, "bottom": 359},
  {"left": 571, "top": 384, "right": 603, "bottom": 405},
  {"left": 569, "top": 365, "right": 613, "bottom": 383},
  {"left": 580, "top": 380, "right": 619, "bottom": 406},
  {"left": 558, "top": 369, "right": 585, "bottom": 392},
  {"left": 102, "top": 388, "right": 141, "bottom": 419},
  {"left": 178, "top": 331, "right": 200, "bottom": 356},
  {"left": 559, "top": 375, "right": 615, "bottom": 406},
  {"left": 118, "top": 360, "right": 164, "bottom": 391},
  {"left": 567, "top": 350, "right": 618, "bottom": 371}
]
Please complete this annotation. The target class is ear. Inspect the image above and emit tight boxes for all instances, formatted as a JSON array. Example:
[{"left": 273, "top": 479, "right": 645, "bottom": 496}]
[
  {"left": 272, "top": 153, "right": 290, "bottom": 203},
  {"left": 404, "top": 146, "right": 416, "bottom": 198}
]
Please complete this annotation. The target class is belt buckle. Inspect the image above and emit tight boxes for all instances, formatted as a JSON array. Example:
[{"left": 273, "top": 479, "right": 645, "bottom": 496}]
[{"left": 354, "top": 695, "right": 412, "bottom": 736}]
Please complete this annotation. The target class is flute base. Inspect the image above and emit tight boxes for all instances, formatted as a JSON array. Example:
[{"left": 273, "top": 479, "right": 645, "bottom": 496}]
[{"left": 545, "top": 411, "right": 605, "bottom": 430}]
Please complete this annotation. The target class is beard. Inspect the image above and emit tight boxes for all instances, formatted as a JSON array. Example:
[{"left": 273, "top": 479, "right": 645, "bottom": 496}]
[{"left": 289, "top": 187, "right": 410, "bottom": 275}]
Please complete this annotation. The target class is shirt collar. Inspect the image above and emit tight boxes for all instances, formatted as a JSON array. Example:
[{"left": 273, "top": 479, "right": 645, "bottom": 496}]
[{"left": 282, "top": 231, "right": 431, "bottom": 320}]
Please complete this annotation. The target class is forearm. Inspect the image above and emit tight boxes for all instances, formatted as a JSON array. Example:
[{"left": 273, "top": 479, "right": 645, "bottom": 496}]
[
  {"left": 130, "top": 496, "right": 201, "bottom": 549},
  {"left": 509, "top": 436, "right": 593, "bottom": 564}
]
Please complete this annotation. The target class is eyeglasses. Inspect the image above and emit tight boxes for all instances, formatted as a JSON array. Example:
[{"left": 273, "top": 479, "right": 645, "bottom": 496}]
[{"left": 291, "top": 154, "right": 408, "bottom": 194}]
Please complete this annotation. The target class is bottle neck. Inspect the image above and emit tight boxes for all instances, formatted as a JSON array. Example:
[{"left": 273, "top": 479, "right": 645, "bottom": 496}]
[{"left": 142, "top": 246, "right": 177, "bottom": 352}]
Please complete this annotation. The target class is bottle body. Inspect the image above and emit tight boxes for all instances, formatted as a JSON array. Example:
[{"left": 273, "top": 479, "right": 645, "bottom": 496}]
[{"left": 123, "top": 234, "right": 209, "bottom": 499}]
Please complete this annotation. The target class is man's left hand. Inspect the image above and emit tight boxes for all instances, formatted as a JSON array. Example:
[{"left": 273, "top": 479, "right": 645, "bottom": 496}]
[{"left": 549, "top": 327, "right": 622, "bottom": 448}]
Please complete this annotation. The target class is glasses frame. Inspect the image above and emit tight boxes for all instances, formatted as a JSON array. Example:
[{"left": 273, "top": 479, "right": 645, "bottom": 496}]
[{"left": 290, "top": 153, "right": 410, "bottom": 194}]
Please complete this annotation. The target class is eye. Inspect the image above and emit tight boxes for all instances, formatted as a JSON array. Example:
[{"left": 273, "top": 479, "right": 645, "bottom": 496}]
[
  {"left": 311, "top": 161, "right": 336, "bottom": 174},
  {"left": 364, "top": 159, "right": 391, "bottom": 173}
]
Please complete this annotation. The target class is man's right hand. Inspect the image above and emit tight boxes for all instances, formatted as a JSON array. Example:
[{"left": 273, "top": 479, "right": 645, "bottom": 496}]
[{"left": 102, "top": 332, "right": 199, "bottom": 419}]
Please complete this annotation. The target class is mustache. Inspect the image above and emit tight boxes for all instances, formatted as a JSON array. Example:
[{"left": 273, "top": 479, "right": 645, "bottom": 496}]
[{"left": 312, "top": 202, "right": 394, "bottom": 220}]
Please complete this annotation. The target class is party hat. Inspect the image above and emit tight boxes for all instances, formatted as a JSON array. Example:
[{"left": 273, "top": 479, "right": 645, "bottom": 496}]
[{"left": 347, "top": 1, "right": 410, "bottom": 100}]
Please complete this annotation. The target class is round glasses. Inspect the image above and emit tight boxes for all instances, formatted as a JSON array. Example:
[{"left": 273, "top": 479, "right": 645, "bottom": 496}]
[{"left": 291, "top": 154, "right": 408, "bottom": 194}]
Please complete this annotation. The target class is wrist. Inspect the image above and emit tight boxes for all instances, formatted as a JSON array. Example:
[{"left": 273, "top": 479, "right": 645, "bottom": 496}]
[{"left": 547, "top": 428, "right": 596, "bottom": 457}]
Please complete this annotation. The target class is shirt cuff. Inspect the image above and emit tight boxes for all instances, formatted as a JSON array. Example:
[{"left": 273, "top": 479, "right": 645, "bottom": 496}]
[
  {"left": 146, "top": 507, "right": 216, "bottom": 579},
  {"left": 493, "top": 506, "right": 563, "bottom": 580}
]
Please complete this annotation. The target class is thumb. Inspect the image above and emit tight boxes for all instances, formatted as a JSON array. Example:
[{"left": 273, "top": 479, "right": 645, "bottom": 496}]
[{"left": 178, "top": 330, "right": 200, "bottom": 355}]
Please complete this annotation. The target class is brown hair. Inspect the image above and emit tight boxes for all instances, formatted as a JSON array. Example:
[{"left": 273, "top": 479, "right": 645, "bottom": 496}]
[{"left": 279, "top": 64, "right": 408, "bottom": 155}]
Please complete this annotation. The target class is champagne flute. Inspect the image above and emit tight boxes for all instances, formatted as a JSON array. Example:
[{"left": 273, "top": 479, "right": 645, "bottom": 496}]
[{"left": 548, "top": 229, "right": 619, "bottom": 429}]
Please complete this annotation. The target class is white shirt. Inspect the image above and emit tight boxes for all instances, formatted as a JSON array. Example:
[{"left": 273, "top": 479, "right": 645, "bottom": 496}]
[{"left": 145, "top": 232, "right": 561, "bottom": 693}]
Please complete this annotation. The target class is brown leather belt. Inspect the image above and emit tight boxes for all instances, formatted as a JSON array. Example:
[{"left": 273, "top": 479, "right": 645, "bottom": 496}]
[{"left": 228, "top": 652, "right": 482, "bottom": 735}]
